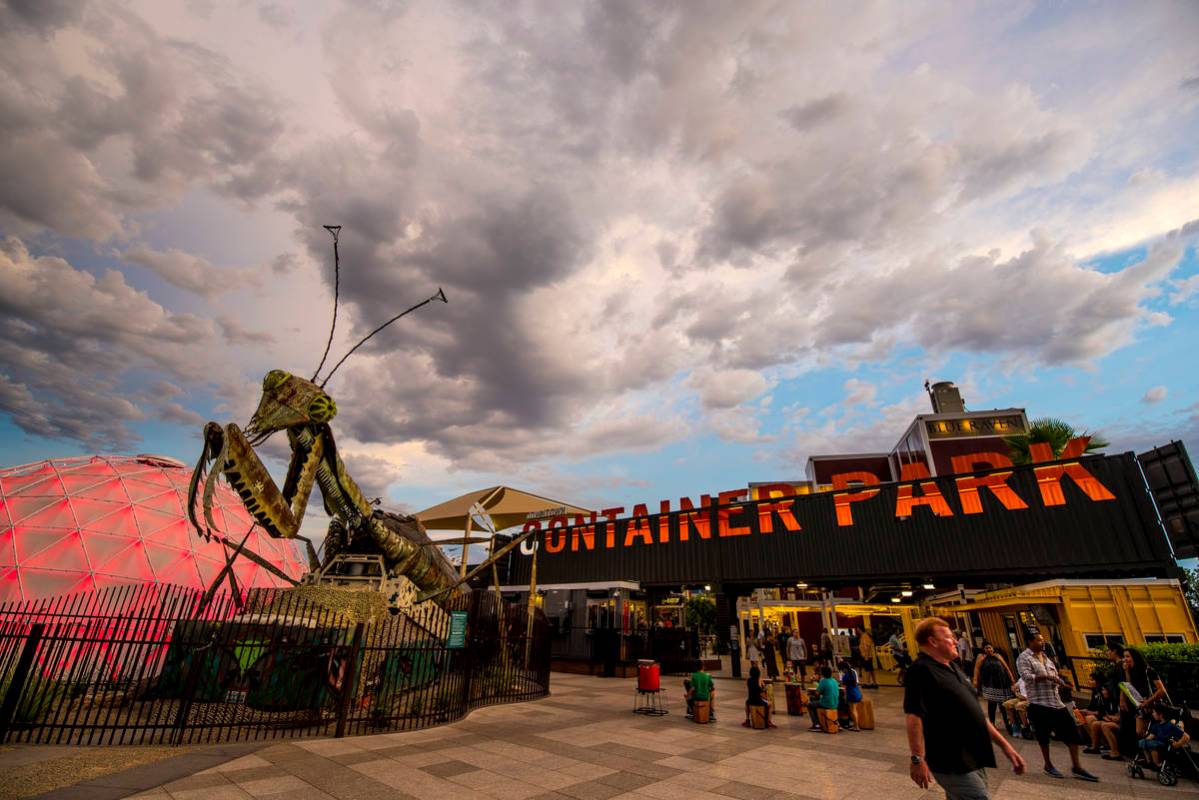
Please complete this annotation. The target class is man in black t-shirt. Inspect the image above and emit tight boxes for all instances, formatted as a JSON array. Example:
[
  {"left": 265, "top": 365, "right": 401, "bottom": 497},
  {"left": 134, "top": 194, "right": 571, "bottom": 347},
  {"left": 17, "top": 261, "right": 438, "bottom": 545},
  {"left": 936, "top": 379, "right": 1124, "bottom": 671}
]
[{"left": 905, "top": 617, "right": 1025, "bottom": 800}]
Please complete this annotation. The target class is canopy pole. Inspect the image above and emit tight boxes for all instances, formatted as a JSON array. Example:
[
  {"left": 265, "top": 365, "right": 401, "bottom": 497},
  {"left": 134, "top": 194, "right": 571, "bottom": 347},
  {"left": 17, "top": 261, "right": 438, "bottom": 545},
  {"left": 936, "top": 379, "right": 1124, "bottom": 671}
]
[
  {"left": 525, "top": 541, "right": 538, "bottom": 668},
  {"left": 460, "top": 514, "right": 473, "bottom": 578}
]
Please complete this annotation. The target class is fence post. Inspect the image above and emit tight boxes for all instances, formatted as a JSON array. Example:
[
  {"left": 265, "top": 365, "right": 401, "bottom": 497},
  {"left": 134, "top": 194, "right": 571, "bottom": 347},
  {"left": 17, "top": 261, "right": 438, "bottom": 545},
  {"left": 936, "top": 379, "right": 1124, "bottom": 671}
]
[
  {"left": 0, "top": 623, "right": 45, "bottom": 742},
  {"left": 171, "top": 631, "right": 213, "bottom": 746},
  {"left": 334, "top": 622, "right": 365, "bottom": 739}
]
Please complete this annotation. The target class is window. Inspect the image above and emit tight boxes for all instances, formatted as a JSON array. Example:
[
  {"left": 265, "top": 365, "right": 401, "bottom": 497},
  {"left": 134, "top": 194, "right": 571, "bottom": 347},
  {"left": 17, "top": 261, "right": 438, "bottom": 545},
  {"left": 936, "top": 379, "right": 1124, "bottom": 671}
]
[
  {"left": 1144, "top": 634, "right": 1187, "bottom": 644},
  {"left": 1083, "top": 633, "right": 1124, "bottom": 650}
]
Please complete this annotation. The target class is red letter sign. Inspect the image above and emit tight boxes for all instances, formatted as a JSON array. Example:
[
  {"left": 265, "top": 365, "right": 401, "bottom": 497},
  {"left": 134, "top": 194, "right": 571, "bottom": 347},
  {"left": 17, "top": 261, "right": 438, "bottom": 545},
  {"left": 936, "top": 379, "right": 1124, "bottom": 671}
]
[
  {"left": 717, "top": 490, "right": 751, "bottom": 537},
  {"left": 1030, "top": 437, "right": 1116, "bottom": 506},
  {"left": 753, "top": 483, "right": 802, "bottom": 533},
  {"left": 832, "top": 472, "right": 881, "bottom": 527},
  {"left": 896, "top": 463, "right": 954, "bottom": 518},
  {"left": 624, "top": 504, "right": 654, "bottom": 546},
  {"left": 951, "top": 453, "right": 1029, "bottom": 514}
]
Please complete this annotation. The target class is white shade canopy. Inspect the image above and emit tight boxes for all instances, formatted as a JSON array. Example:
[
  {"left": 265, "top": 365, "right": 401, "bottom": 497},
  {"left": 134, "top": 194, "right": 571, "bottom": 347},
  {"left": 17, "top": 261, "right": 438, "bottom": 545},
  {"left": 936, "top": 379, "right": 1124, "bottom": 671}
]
[{"left": 415, "top": 486, "right": 591, "bottom": 533}]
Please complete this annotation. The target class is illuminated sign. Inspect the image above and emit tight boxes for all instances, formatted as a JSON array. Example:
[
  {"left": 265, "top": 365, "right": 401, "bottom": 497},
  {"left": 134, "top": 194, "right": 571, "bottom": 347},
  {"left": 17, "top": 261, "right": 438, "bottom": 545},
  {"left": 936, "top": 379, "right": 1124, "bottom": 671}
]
[
  {"left": 925, "top": 415, "right": 1024, "bottom": 439},
  {"left": 503, "top": 442, "right": 1170, "bottom": 586}
]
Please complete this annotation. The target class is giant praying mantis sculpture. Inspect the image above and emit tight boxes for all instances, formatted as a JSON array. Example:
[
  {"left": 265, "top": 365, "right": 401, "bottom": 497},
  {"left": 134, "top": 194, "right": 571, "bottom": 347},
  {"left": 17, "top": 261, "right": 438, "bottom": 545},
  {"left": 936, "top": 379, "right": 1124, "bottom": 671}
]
[{"left": 187, "top": 227, "right": 461, "bottom": 602}]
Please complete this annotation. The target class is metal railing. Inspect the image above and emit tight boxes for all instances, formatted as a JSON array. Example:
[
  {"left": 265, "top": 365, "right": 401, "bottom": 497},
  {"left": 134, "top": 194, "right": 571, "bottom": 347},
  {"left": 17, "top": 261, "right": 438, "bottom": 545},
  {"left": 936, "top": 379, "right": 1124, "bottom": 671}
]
[{"left": 0, "top": 584, "right": 549, "bottom": 745}]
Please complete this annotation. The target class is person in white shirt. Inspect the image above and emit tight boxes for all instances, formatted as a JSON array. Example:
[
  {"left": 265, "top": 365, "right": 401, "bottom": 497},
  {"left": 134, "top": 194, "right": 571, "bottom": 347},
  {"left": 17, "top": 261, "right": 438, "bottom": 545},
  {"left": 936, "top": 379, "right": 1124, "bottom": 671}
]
[
  {"left": 746, "top": 633, "right": 761, "bottom": 667},
  {"left": 1016, "top": 633, "right": 1098, "bottom": 782},
  {"left": 957, "top": 631, "right": 974, "bottom": 671},
  {"left": 786, "top": 632, "right": 808, "bottom": 682}
]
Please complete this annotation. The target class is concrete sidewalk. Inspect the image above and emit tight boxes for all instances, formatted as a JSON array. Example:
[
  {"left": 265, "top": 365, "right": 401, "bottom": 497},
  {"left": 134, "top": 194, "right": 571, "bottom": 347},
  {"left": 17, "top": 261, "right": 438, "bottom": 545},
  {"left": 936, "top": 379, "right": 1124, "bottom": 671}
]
[{"left": 21, "top": 673, "right": 1187, "bottom": 800}]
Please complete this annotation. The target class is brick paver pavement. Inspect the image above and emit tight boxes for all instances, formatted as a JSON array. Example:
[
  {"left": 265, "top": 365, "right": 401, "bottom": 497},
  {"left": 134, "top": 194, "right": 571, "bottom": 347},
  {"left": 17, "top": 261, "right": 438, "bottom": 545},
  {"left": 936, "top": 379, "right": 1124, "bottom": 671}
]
[{"left": 119, "top": 673, "right": 1183, "bottom": 800}]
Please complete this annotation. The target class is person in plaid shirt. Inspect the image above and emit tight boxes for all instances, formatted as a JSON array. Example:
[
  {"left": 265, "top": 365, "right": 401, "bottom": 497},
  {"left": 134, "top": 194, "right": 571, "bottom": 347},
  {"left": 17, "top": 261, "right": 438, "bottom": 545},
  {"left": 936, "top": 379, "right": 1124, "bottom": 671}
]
[{"left": 1016, "top": 632, "right": 1098, "bottom": 782}]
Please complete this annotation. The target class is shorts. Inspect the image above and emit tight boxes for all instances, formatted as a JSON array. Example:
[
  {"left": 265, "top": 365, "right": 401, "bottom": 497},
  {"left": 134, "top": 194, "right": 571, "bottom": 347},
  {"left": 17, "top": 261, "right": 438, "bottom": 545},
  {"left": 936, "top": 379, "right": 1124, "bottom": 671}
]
[
  {"left": 1027, "top": 703, "right": 1081, "bottom": 746},
  {"left": 1139, "top": 738, "right": 1169, "bottom": 754},
  {"left": 746, "top": 698, "right": 768, "bottom": 707}
]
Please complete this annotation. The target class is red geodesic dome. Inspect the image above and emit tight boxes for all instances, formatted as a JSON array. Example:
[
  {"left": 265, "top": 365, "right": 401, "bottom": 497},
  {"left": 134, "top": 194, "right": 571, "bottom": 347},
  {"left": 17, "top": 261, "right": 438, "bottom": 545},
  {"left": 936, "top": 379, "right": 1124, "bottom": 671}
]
[{"left": 0, "top": 454, "right": 308, "bottom": 603}]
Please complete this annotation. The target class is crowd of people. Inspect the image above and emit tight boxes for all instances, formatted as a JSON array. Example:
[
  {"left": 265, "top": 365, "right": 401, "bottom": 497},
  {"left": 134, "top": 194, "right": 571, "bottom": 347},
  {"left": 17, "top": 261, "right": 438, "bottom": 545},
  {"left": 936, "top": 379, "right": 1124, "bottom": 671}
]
[
  {"left": 904, "top": 617, "right": 1191, "bottom": 799},
  {"left": 682, "top": 617, "right": 1190, "bottom": 799}
]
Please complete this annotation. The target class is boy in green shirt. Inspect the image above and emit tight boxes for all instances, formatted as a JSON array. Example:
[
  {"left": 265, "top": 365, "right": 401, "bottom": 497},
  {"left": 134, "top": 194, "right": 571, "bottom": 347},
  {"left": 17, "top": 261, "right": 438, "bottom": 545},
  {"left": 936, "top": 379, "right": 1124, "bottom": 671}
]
[{"left": 686, "top": 668, "right": 716, "bottom": 721}]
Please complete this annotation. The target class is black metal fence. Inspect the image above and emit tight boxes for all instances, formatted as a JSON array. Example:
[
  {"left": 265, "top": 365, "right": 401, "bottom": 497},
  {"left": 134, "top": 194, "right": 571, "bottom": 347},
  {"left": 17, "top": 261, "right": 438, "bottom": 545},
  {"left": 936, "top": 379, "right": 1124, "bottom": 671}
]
[{"left": 0, "top": 584, "right": 549, "bottom": 745}]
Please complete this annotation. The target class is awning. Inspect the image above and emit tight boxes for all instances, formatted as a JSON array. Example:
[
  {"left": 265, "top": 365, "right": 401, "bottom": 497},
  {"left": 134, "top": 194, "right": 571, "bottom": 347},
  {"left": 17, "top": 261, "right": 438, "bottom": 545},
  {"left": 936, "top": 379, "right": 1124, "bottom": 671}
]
[{"left": 415, "top": 486, "right": 592, "bottom": 533}]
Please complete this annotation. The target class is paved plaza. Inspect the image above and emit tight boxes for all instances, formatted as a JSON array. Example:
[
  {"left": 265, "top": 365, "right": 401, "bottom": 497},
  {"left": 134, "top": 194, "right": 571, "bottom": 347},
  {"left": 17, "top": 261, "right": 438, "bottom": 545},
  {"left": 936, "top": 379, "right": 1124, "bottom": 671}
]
[{"left": 21, "top": 672, "right": 1187, "bottom": 800}]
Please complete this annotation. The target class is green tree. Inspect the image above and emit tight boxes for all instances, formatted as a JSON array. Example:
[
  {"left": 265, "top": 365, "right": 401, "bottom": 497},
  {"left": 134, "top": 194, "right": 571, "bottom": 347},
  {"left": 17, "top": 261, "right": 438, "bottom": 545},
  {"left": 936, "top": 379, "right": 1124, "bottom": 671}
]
[
  {"left": 1183, "top": 566, "right": 1199, "bottom": 624},
  {"left": 1004, "top": 417, "right": 1110, "bottom": 466},
  {"left": 685, "top": 596, "right": 716, "bottom": 634}
]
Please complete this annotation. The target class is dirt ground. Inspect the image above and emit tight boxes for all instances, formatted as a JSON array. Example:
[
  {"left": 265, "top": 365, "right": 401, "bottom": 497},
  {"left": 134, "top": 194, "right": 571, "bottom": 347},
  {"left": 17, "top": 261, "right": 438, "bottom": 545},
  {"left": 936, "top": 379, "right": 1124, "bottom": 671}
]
[{"left": 0, "top": 744, "right": 188, "bottom": 800}]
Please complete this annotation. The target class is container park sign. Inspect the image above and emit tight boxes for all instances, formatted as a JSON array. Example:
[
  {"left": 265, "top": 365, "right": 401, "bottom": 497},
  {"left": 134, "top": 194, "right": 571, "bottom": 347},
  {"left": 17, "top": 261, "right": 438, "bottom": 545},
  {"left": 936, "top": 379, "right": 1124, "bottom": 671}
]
[{"left": 502, "top": 449, "right": 1175, "bottom": 588}]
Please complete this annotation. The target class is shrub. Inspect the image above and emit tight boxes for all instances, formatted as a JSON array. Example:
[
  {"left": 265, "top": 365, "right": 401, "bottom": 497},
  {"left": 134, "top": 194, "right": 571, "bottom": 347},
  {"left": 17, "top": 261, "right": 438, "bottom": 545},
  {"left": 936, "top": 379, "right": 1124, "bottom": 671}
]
[{"left": 1130, "top": 644, "right": 1199, "bottom": 705}]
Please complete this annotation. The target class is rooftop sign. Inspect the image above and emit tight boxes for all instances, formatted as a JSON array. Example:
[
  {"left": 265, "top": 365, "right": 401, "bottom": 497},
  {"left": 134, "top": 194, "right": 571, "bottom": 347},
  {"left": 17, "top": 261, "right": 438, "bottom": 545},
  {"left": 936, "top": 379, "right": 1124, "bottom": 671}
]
[{"left": 504, "top": 445, "right": 1172, "bottom": 588}]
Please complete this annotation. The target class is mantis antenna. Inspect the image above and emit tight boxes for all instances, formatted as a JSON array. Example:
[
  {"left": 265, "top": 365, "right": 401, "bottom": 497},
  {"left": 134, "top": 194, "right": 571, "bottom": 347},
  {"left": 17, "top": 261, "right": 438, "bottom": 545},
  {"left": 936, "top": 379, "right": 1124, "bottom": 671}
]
[
  {"left": 311, "top": 225, "right": 342, "bottom": 382},
  {"left": 319, "top": 287, "right": 448, "bottom": 388}
]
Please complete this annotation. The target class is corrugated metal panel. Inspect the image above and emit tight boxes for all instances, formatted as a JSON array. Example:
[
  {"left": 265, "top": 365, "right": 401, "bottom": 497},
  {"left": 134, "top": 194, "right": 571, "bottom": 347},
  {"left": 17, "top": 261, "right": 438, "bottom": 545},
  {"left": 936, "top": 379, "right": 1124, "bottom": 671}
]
[{"left": 505, "top": 453, "right": 1173, "bottom": 587}]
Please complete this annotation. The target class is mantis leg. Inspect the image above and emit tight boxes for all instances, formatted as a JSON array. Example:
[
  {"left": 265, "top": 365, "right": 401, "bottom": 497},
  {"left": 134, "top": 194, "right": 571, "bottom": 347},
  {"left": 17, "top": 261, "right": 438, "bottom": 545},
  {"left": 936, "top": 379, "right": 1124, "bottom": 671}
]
[{"left": 218, "top": 423, "right": 319, "bottom": 539}]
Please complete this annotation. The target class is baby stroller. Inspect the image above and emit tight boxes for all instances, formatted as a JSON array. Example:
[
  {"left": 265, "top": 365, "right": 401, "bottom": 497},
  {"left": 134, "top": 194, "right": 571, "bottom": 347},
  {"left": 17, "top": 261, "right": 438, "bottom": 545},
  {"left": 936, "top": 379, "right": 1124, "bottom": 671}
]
[{"left": 1127, "top": 704, "right": 1199, "bottom": 787}]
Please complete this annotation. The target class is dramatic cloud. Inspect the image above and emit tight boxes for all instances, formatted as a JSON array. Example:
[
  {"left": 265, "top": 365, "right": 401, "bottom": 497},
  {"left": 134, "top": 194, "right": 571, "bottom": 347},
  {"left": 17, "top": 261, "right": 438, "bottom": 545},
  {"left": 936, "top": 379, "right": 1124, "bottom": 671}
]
[
  {"left": 0, "top": 2, "right": 284, "bottom": 239},
  {"left": 1, "top": 0, "right": 1197, "bottom": 497},
  {"left": 689, "top": 368, "right": 770, "bottom": 410},
  {"left": 0, "top": 236, "right": 220, "bottom": 449},
  {"left": 124, "top": 247, "right": 256, "bottom": 299}
]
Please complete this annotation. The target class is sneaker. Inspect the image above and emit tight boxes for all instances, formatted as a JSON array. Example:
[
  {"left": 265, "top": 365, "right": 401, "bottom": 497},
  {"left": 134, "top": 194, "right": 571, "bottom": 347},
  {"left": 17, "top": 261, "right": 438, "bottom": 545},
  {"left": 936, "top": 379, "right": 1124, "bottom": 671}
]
[
  {"left": 1082, "top": 747, "right": 1101, "bottom": 755},
  {"left": 1044, "top": 766, "right": 1064, "bottom": 779},
  {"left": 1071, "top": 767, "right": 1098, "bottom": 782},
  {"left": 1101, "top": 753, "right": 1121, "bottom": 760},
  {"left": 808, "top": 725, "right": 823, "bottom": 731}
]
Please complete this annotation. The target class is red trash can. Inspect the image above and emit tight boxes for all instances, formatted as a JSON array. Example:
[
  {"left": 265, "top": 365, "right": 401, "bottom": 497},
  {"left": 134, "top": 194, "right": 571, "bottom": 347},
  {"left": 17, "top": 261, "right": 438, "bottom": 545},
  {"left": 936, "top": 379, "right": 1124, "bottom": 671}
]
[{"left": 637, "top": 661, "right": 660, "bottom": 691}]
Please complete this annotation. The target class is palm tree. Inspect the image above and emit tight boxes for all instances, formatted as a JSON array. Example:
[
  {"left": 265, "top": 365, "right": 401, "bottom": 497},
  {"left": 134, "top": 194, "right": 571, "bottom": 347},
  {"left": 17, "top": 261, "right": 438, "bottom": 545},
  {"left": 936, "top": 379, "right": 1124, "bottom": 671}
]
[{"left": 1004, "top": 417, "right": 1110, "bottom": 465}]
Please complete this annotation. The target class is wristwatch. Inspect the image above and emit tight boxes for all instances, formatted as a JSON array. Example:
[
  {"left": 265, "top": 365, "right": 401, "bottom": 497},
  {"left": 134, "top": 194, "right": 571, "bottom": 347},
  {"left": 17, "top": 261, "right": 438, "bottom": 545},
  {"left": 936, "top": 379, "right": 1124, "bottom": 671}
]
[{"left": 910, "top": 755, "right": 923, "bottom": 765}]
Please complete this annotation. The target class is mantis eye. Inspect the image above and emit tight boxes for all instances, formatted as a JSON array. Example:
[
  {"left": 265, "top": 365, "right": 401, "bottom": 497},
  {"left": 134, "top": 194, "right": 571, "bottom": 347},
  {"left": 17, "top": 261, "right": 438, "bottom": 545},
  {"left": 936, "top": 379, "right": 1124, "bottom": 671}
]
[
  {"left": 263, "top": 370, "right": 288, "bottom": 392},
  {"left": 308, "top": 394, "right": 337, "bottom": 423}
]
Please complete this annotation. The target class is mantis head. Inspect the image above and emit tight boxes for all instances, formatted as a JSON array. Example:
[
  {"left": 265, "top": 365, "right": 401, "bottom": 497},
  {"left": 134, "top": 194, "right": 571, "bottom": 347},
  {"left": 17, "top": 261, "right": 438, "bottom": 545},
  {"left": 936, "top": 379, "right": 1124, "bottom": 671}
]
[{"left": 246, "top": 369, "right": 338, "bottom": 444}]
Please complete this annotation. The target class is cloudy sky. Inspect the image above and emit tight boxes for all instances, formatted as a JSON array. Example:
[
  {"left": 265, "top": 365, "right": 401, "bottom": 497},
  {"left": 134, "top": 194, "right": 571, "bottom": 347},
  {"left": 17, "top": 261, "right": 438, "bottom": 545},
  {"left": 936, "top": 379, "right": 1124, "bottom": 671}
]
[{"left": 2, "top": 0, "right": 1198, "bottom": 537}]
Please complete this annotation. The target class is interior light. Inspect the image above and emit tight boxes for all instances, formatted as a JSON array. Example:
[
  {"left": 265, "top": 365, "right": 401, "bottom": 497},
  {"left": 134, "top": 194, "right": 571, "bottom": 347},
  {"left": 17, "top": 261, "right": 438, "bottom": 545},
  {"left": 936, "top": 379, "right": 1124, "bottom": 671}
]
[
  {"left": 704, "top": 584, "right": 711, "bottom": 591},
  {"left": 891, "top": 597, "right": 901, "bottom": 603},
  {"left": 922, "top": 583, "right": 935, "bottom": 590},
  {"left": 797, "top": 582, "right": 808, "bottom": 588},
  {"left": 901, "top": 590, "right": 913, "bottom": 597}
]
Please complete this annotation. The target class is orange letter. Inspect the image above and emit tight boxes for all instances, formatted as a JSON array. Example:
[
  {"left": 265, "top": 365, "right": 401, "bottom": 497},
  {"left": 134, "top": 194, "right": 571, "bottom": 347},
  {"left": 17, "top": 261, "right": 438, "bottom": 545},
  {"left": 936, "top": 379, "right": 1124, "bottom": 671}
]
[
  {"left": 678, "top": 496, "right": 712, "bottom": 541},
  {"left": 601, "top": 507, "right": 624, "bottom": 547},
  {"left": 895, "top": 463, "right": 954, "bottom": 518},
  {"left": 571, "top": 512, "right": 596, "bottom": 551},
  {"left": 624, "top": 504, "right": 654, "bottom": 546},
  {"left": 658, "top": 500, "right": 671, "bottom": 543},
  {"left": 951, "top": 452, "right": 1028, "bottom": 514},
  {"left": 545, "top": 516, "right": 568, "bottom": 553},
  {"left": 754, "top": 483, "right": 802, "bottom": 533},
  {"left": 718, "top": 490, "right": 751, "bottom": 537},
  {"left": 1030, "top": 437, "right": 1116, "bottom": 506},
  {"left": 832, "top": 471, "right": 881, "bottom": 527}
]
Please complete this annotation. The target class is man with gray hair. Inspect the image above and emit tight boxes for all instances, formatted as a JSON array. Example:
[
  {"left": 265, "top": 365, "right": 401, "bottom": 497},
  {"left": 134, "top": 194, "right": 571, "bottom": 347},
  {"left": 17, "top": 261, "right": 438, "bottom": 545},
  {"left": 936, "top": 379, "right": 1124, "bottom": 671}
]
[{"left": 905, "top": 617, "right": 1025, "bottom": 800}]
